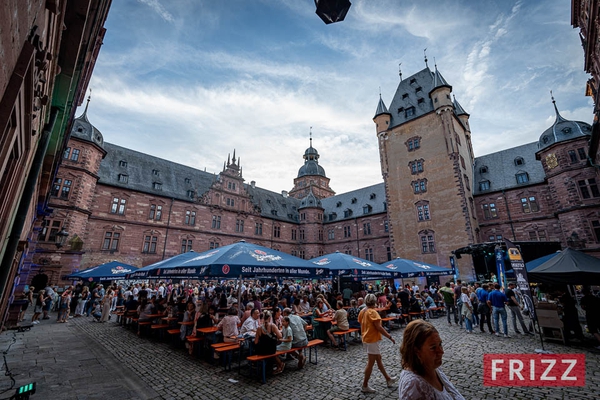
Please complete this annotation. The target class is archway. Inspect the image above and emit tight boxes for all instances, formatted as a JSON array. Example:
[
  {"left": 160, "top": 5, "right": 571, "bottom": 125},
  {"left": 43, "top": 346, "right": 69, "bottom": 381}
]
[{"left": 30, "top": 274, "right": 48, "bottom": 292}]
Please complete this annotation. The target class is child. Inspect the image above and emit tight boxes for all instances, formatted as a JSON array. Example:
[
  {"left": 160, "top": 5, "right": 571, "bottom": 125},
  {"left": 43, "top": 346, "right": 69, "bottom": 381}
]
[{"left": 276, "top": 316, "right": 293, "bottom": 352}]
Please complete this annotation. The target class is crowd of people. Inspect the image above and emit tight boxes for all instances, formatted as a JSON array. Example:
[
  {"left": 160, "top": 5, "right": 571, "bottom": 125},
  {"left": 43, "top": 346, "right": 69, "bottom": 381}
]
[{"left": 18, "top": 277, "right": 600, "bottom": 398}]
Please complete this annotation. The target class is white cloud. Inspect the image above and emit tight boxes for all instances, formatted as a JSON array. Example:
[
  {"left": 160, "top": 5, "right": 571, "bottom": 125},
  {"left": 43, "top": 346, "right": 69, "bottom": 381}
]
[{"left": 137, "top": 0, "right": 174, "bottom": 23}]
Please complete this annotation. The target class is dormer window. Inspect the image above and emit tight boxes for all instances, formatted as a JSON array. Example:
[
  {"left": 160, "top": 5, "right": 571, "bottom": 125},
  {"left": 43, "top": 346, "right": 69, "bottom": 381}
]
[
  {"left": 344, "top": 209, "right": 353, "bottom": 218},
  {"left": 402, "top": 93, "right": 409, "bottom": 100},
  {"left": 351, "top": 197, "right": 357, "bottom": 204},
  {"left": 153, "top": 182, "right": 162, "bottom": 190},
  {"left": 480, "top": 166, "right": 488, "bottom": 174},
  {"left": 266, "top": 199, "right": 271, "bottom": 204},
  {"left": 562, "top": 127, "right": 572, "bottom": 134},
  {"left": 363, "top": 205, "right": 372, "bottom": 214},
  {"left": 271, "top": 209, "right": 278, "bottom": 216},
  {"left": 405, "top": 107, "right": 415, "bottom": 118},
  {"left": 516, "top": 172, "right": 529, "bottom": 184},
  {"left": 417, "top": 98, "right": 424, "bottom": 104},
  {"left": 370, "top": 193, "right": 376, "bottom": 200},
  {"left": 119, "top": 160, "right": 127, "bottom": 167},
  {"left": 118, "top": 174, "right": 128, "bottom": 183},
  {"left": 152, "top": 169, "right": 160, "bottom": 176},
  {"left": 397, "top": 107, "right": 404, "bottom": 114},
  {"left": 187, "top": 190, "right": 194, "bottom": 199},
  {"left": 336, "top": 201, "right": 342, "bottom": 207},
  {"left": 329, "top": 212, "right": 337, "bottom": 220},
  {"left": 514, "top": 157, "right": 524, "bottom": 166},
  {"left": 410, "top": 78, "right": 416, "bottom": 84},
  {"left": 479, "top": 180, "right": 490, "bottom": 191}
]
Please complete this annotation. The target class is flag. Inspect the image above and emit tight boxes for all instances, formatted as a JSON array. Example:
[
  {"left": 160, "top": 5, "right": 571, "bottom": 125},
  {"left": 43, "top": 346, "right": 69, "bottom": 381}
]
[{"left": 504, "top": 238, "right": 536, "bottom": 320}]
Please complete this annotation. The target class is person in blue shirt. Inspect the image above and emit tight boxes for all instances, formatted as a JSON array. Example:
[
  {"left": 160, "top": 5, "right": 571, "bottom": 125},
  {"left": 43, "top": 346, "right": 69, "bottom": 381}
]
[
  {"left": 486, "top": 283, "right": 510, "bottom": 337},
  {"left": 476, "top": 283, "right": 494, "bottom": 334}
]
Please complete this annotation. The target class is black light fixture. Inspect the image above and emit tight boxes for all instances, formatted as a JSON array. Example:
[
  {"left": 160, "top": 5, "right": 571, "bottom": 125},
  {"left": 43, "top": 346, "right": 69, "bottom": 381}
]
[
  {"left": 55, "top": 229, "right": 69, "bottom": 248},
  {"left": 315, "top": 0, "right": 351, "bottom": 24}
]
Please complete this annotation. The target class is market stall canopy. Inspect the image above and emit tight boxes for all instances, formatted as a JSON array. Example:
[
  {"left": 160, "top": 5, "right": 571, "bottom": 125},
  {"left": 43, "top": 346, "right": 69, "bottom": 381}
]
[
  {"left": 378, "top": 258, "right": 454, "bottom": 279},
  {"left": 310, "top": 251, "right": 401, "bottom": 279},
  {"left": 67, "top": 261, "right": 138, "bottom": 282},
  {"left": 528, "top": 248, "right": 600, "bottom": 285},
  {"left": 127, "top": 251, "right": 201, "bottom": 279},
  {"left": 146, "top": 240, "right": 329, "bottom": 279}
]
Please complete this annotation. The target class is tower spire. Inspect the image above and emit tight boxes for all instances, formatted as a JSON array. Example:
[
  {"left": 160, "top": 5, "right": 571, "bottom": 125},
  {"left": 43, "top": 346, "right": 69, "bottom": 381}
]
[
  {"left": 399, "top": 62, "right": 402, "bottom": 81},
  {"left": 550, "top": 90, "right": 566, "bottom": 122},
  {"left": 424, "top": 48, "right": 428, "bottom": 68},
  {"left": 309, "top": 127, "right": 313, "bottom": 148}
]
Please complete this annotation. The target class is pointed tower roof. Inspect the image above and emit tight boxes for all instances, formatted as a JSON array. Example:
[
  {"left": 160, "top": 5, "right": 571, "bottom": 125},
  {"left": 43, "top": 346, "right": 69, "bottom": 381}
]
[
  {"left": 538, "top": 92, "right": 591, "bottom": 151},
  {"left": 297, "top": 132, "right": 326, "bottom": 178},
  {"left": 70, "top": 94, "right": 104, "bottom": 148},
  {"left": 453, "top": 95, "right": 469, "bottom": 116},
  {"left": 430, "top": 64, "right": 452, "bottom": 93},
  {"left": 374, "top": 94, "right": 390, "bottom": 118}
]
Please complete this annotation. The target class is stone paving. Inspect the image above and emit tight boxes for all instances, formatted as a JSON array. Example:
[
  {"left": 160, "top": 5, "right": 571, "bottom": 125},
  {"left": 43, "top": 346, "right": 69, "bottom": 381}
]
[{"left": 1, "top": 311, "right": 600, "bottom": 400}]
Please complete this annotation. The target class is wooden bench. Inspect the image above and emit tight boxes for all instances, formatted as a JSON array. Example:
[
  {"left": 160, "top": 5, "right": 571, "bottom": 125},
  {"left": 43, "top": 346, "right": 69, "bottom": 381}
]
[
  {"left": 211, "top": 342, "right": 242, "bottom": 370},
  {"left": 151, "top": 323, "right": 170, "bottom": 340},
  {"left": 332, "top": 328, "right": 360, "bottom": 351},
  {"left": 246, "top": 339, "right": 324, "bottom": 383}
]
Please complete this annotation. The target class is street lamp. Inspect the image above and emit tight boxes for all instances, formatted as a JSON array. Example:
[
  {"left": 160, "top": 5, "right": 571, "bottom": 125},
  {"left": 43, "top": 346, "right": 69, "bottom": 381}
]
[{"left": 55, "top": 229, "right": 69, "bottom": 248}]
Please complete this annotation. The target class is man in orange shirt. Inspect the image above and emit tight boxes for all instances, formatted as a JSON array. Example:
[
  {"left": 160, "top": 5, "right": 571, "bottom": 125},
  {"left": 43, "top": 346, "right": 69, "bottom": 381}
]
[{"left": 358, "top": 293, "right": 398, "bottom": 394}]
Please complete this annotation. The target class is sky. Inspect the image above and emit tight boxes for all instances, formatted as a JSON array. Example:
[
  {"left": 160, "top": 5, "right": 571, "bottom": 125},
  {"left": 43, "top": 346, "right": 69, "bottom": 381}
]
[{"left": 82, "top": 0, "right": 593, "bottom": 195}]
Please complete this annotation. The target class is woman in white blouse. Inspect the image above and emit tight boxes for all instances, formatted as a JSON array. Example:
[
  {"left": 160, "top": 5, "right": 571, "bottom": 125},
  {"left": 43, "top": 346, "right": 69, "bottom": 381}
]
[
  {"left": 398, "top": 320, "right": 465, "bottom": 400},
  {"left": 460, "top": 287, "right": 474, "bottom": 333}
]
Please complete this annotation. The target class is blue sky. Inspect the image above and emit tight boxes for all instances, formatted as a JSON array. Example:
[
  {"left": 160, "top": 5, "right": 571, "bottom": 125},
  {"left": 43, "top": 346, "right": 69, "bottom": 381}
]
[{"left": 82, "top": 0, "right": 592, "bottom": 194}]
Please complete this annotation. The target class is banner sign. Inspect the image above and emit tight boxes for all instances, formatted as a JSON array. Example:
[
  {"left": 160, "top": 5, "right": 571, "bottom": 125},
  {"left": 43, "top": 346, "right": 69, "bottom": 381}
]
[
  {"left": 495, "top": 247, "right": 507, "bottom": 289},
  {"left": 504, "top": 239, "right": 536, "bottom": 321}
]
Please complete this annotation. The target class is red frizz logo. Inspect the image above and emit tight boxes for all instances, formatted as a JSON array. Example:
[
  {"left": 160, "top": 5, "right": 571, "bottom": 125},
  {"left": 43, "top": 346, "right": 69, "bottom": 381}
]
[
  {"left": 483, "top": 354, "right": 585, "bottom": 387},
  {"left": 222, "top": 264, "right": 230, "bottom": 275}
]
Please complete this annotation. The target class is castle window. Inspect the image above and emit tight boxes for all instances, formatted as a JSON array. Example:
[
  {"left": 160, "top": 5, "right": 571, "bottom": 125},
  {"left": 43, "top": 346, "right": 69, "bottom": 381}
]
[
  {"left": 111, "top": 197, "right": 127, "bottom": 215},
  {"left": 464, "top": 174, "right": 470, "bottom": 191},
  {"left": 255, "top": 222, "right": 262, "bottom": 235},
  {"left": 363, "top": 205, "right": 372, "bottom": 214},
  {"left": 410, "top": 78, "right": 416, "bottom": 84},
  {"left": 299, "top": 229, "right": 305, "bottom": 240},
  {"left": 102, "top": 231, "right": 120, "bottom": 251},
  {"left": 212, "top": 215, "right": 221, "bottom": 229},
  {"left": 226, "top": 198, "right": 235, "bottom": 207},
  {"left": 578, "top": 148, "right": 587, "bottom": 160},
  {"left": 419, "top": 231, "right": 436, "bottom": 253},
  {"left": 142, "top": 235, "right": 158, "bottom": 254},
  {"left": 344, "top": 249, "right": 352, "bottom": 255},
  {"left": 363, "top": 222, "right": 372, "bottom": 235},
  {"left": 187, "top": 190, "right": 194, "bottom": 198},
  {"left": 118, "top": 174, "right": 128, "bottom": 183},
  {"left": 273, "top": 226, "right": 281, "bottom": 238},
  {"left": 299, "top": 250, "right": 305, "bottom": 259},
  {"left": 63, "top": 147, "right": 71, "bottom": 159},
  {"left": 301, "top": 212, "right": 306, "bottom": 220},
  {"left": 328, "top": 229, "right": 335, "bottom": 240},
  {"left": 592, "top": 220, "right": 600, "bottom": 242},
  {"left": 516, "top": 172, "right": 529, "bottom": 184},
  {"left": 351, "top": 197, "right": 357, "bottom": 204},
  {"left": 528, "top": 230, "right": 547, "bottom": 241},
  {"left": 185, "top": 178, "right": 191, "bottom": 184},
  {"left": 51, "top": 178, "right": 72, "bottom": 199},
  {"left": 384, "top": 220, "right": 389, "bottom": 232},
  {"left": 344, "top": 209, "right": 353, "bottom": 218},
  {"left": 417, "top": 98, "right": 424, "bottom": 104},
  {"left": 416, "top": 202, "right": 431, "bottom": 221},
  {"left": 460, "top": 156, "right": 466, "bottom": 169},
  {"left": 578, "top": 178, "right": 600, "bottom": 199},
  {"left": 181, "top": 239, "right": 193, "bottom": 253},
  {"left": 344, "top": 226, "right": 352, "bottom": 238},
  {"left": 185, "top": 210, "right": 196, "bottom": 225},
  {"left": 71, "top": 149, "right": 80, "bottom": 161},
  {"left": 397, "top": 107, "right": 404, "bottom": 114},
  {"left": 119, "top": 160, "right": 128, "bottom": 167},
  {"left": 152, "top": 169, "right": 160, "bottom": 176},
  {"left": 480, "top": 166, "right": 488, "bottom": 174},
  {"left": 370, "top": 193, "right": 376, "bottom": 200},
  {"left": 364, "top": 248, "right": 374, "bottom": 262},
  {"left": 336, "top": 201, "right": 342, "bottom": 207},
  {"left": 153, "top": 182, "right": 162, "bottom": 190},
  {"left": 318, "top": 229, "right": 323, "bottom": 241},
  {"left": 406, "top": 137, "right": 421, "bottom": 151},
  {"left": 271, "top": 209, "right": 278, "bottom": 216},
  {"left": 479, "top": 180, "right": 490, "bottom": 191},
  {"left": 514, "top": 157, "right": 524, "bottom": 166},
  {"left": 236, "top": 219, "right": 244, "bottom": 233},
  {"left": 412, "top": 179, "right": 427, "bottom": 194},
  {"left": 149, "top": 204, "right": 162, "bottom": 221},
  {"left": 482, "top": 203, "right": 498, "bottom": 219},
  {"left": 291, "top": 229, "right": 297, "bottom": 240},
  {"left": 402, "top": 93, "right": 409, "bottom": 100},
  {"left": 329, "top": 212, "right": 337, "bottom": 220},
  {"left": 405, "top": 107, "right": 415, "bottom": 118},
  {"left": 209, "top": 241, "right": 220, "bottom": 250},
  {"left": 521, "top": 196, "right": 539, "bottom": 213},
  {"left": 415, "top": 86, "right": 422, "bottom": 93}
]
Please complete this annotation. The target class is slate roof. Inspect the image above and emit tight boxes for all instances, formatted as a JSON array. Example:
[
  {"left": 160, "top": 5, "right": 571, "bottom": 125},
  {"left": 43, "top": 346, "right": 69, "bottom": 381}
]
[
  {"left": 387, "top": 67, "right": 437, "bottom": 129},
  {"left": 537, "top": 103, "right": 591, "bottom": 151},
  {"left": 473, "top": 142, "right": 546, "bottom": 195},
  {"left": 321, "top": 183, "right": 386, "bottom": 223},
  {"left": 98, "top": 142, "right": 218, "bottom": 201},
  {"left": 244, "top": 184, "right": 302, "bottom": 222},
  {"left": 71, "top": 111, "right": 104, "bottom": 148},
  {"left": 374, "top": 95, "right": 390, "bottom": 118}
]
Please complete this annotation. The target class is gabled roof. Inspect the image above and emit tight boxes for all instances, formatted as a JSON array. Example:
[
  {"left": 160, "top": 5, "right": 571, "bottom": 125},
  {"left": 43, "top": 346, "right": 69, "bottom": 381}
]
[
  {"left": 387, "top": 67, "right": 436, "bottom": 129},
  {"left": 473, "top": 142, "right": 546, "bottom": 195}
]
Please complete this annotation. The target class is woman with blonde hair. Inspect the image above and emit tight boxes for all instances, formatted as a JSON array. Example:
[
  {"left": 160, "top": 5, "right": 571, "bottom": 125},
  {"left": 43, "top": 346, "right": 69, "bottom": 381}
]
[{"left": 398, "top": 320, "right": 464, "bottom": 399}]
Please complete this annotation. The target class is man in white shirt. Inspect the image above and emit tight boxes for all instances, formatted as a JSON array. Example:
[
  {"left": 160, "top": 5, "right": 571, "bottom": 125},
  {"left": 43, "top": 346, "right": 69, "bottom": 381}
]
[{"left": 240, "top": 308, "right": 260, "bottom": 338}]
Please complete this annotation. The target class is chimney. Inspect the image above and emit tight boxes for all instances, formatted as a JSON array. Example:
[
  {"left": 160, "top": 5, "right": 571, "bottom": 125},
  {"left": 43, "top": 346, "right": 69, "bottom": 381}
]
[
  {"left": 281, "top": 190, "right": 288, "bottom": 198},
  {"left": 251, "top": 181, "right": 256, "bottom": 188}
]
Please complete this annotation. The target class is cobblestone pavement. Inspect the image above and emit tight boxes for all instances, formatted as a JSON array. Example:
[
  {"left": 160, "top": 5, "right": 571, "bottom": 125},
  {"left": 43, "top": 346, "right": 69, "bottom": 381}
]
[{"left": 2, "top": 312, "right": 600, "bottom": 400}]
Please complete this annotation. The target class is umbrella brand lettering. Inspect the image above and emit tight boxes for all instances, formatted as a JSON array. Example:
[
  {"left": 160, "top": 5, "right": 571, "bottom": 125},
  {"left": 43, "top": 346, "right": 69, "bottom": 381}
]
[
  {"left": 250, "top": 253, "right": 282, "bottom": 262},
  {"left": 313, "top": 258, "right": 330, "bottom": 265},
  {"left": 352, "top": 259, "right": 372, "bottom": 267}
]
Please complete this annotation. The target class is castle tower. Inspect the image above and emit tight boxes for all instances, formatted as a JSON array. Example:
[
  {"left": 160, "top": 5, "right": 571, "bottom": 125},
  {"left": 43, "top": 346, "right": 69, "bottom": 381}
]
[
  {"left": 374, "top": 65, "right": 477, "bottom": 279},
  {"left": 289, "top": 134, "right": 335, "bottom": 200}
]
